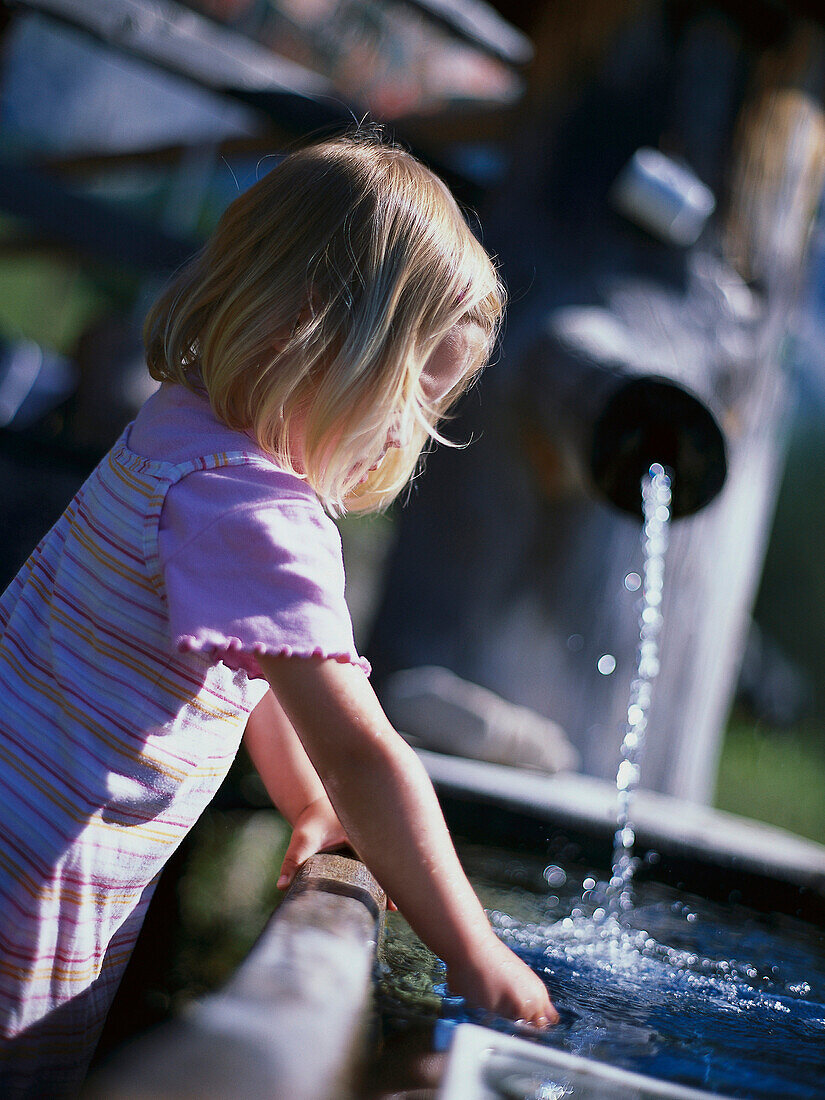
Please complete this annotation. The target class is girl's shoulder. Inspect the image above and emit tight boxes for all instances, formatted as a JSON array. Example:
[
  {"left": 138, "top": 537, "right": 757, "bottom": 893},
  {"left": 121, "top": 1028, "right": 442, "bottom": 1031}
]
[
  {"left": 130, "top": 381, "right": 330, "bottom": 530},
  {"left": 128, "top": 382, "right": 267, "bottom": 469}
]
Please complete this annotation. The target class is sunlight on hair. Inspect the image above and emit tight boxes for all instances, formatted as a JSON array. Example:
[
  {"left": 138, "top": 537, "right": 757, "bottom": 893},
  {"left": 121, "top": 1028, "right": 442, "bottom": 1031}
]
[{"left": 144, "top": 131, "right": 504, "bottom": 515}]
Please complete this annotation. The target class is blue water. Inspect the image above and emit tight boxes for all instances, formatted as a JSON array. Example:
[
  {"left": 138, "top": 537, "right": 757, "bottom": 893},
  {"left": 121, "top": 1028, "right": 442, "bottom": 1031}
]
[{"left": 425, "top": 850, "right": 825, "bottom": 1099}]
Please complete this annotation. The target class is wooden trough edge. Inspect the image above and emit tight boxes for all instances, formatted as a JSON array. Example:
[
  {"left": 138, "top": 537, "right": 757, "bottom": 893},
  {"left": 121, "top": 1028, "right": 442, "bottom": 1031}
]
[
  {"left": 84, "top": 852, "right": 386, "bottom": 1100},
  {"left": 421, "top": 750, "right": 825, "bottom": 923}
]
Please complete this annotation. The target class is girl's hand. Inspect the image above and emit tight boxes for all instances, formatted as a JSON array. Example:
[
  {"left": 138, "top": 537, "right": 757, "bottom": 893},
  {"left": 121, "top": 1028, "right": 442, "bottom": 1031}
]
[
  {"left": 277, "top": 796, "right": 349, "bottom": 890},
  {"left": 445, "top": 934, "right": 559, "bottom": 1028}
]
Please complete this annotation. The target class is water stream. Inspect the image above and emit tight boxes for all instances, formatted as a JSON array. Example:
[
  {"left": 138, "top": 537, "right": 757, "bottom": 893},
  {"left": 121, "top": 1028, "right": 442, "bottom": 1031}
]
[{"left": 606, "top": 462, "right": 672, "bottom": 920}]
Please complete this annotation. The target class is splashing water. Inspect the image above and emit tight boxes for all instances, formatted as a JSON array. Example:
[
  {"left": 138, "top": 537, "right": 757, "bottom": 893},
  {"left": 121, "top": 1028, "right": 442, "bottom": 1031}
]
[
  {"left": 381, "top": 844, "right": 825, "bottom": 1098},
  {"left": 605, "top": 463, "right": 672, "bottom": 919}
]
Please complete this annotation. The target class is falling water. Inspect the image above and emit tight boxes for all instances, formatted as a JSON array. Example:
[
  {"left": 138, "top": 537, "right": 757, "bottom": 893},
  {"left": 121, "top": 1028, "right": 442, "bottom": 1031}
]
[{"left": 605, "top": 463, "right": 672, "bottom": 918}]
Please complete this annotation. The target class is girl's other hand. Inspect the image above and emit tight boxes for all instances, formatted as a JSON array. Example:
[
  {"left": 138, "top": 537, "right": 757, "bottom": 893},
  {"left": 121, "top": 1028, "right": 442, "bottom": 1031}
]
[
  {"left": 446, "top": 935, "right": 559, "bottom": 1028},
  {"left": 276, "top": 795, "right": 349, "bottom": 889}
]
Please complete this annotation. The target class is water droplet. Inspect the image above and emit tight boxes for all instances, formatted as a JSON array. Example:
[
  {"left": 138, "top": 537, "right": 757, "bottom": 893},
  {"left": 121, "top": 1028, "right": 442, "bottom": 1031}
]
[
  {"left": 582, "top": 877, "right": 596, "bottom": 891},
  {"left": 616, "top": 761, "right": 638, "bottom": 790},
  {"left": 649, "top": 462, "right": 665, "bottom": 477},
  {"left": 789, "top": 981, "right": 812, "bottom": 996},
  {"left": 624, "top": 572, "right": 642, "bottom": 592},
  {"left": 566, "top": 633, "right": 584, "bottom": 652},
  {"left": 597, "top": 653, "right": 616, "bottom": 675},
  {"left": 543, "top": 865, "right": 567, "bottom": 887}
]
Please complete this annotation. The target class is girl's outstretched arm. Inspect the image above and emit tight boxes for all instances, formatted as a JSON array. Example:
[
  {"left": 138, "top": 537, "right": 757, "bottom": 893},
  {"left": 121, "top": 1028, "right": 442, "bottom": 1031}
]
[
  {"left": 244, "top": 690, "right": 348, "bottom": 887},
  {"left": 258, "top": 654, "right": 558, "bottom": 1027}
]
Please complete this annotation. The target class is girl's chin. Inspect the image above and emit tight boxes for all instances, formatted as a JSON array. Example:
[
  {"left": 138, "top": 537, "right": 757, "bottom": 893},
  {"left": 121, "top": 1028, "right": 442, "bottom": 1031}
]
[
  {"left": 351, "top": 456, "right": 385, "bottom": 485},
  {"left": 346, "top": 466, "right": 372, "bottom": 488}
]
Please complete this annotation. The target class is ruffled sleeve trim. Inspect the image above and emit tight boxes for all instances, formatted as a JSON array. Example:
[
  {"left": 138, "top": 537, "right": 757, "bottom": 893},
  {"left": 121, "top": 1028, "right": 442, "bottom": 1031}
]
[{"left": 177, "top": 633, "right": 371, "bottom": 679}]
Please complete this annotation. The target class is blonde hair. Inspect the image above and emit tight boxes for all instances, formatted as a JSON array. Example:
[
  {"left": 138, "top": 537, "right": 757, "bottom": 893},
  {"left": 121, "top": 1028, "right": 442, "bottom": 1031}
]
[{"left": 145, "top": 132, "right": 504, "bottom": 514}]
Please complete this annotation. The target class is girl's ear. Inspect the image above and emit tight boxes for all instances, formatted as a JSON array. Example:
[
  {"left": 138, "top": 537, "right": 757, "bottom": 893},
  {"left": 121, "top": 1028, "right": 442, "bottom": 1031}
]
[
  {"left": 295, "top": 301, "right": 316, "bottom": 330},
  {"left": 270, "top": 302, "right": 316, "bottom": 354},
  {"left": 289, "top": 294, "right": 323, "bottom": 340}
]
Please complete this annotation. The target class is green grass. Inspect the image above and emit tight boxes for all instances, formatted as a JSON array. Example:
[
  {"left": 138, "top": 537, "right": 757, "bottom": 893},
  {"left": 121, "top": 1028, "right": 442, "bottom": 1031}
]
[
  {"left": 0, "top": 215, "right": 138, "bottom": 354},
  {"left": 171, "top": 807, "right": 291, "bottom": 1004},
  {"left": 714, "top": 717, "right": 825, "bottom": 844},
  {"left": 0, "top": 256, "right": 112, "bottom": 354}
]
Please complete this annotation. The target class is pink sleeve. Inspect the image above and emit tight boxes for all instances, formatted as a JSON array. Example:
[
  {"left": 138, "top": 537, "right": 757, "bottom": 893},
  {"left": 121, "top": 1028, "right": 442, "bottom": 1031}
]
[{"left": 158, "top": 464, "right": 370, "bottom": 679}]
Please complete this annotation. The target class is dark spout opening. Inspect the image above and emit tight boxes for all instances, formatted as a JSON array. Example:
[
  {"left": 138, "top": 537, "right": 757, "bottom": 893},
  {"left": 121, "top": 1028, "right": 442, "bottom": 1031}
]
[{"left": 591, "top": 377, "right": 727, "bottom": 518}]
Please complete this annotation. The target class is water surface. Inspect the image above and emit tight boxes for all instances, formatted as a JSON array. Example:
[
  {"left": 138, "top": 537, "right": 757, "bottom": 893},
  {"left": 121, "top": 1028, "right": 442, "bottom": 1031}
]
[{"left": 379, "top": 844, "right": 825, "bottom": 1098}]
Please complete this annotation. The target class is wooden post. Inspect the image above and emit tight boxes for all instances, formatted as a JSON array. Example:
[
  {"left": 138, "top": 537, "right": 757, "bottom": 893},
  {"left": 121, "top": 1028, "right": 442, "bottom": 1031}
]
[
  {"left": 368, "top": 5, "right": 825, "bottom": 803},
  {"left": 84, "top": 854, "right": 386, "bottom": 1100},
  {"left": 651, "top": 22, "right": 825, "bottom": 798}
]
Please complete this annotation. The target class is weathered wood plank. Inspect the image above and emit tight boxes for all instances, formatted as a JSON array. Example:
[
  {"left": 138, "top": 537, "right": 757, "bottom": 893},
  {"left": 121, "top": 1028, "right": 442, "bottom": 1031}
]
[
  {"left": 13, "top": 0, "right": 330, "bottom": 94},
  {"left": 84, "top": 853, "right": 386, "bottom": 1100}
]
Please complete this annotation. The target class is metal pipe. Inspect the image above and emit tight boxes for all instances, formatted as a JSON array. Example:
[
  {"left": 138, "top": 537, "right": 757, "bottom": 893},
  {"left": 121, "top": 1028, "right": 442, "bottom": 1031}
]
[{"left": 518, "top": 305, "right": 728, "bottom": 518}]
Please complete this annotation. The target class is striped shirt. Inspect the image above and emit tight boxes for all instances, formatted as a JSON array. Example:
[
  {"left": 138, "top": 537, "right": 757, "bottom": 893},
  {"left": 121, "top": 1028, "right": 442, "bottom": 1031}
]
[{"left": 0, "top": 387, "right": 365, "bottom": 1095}]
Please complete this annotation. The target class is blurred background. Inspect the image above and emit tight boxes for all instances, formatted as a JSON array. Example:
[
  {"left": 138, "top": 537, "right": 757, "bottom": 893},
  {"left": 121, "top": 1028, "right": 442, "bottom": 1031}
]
[{"left": 1, "top": 0, "right": 824, "bottom": 1053}]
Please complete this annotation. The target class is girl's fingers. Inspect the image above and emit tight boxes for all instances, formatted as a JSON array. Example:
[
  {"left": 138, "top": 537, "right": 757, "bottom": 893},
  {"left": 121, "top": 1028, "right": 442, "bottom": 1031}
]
[
  {"left": 277, "top": 814, "right": 349, "bottom": 889},
  {"left": 518, "top": 993, "right": 559, "bottom": 1028},
  {"left": 276, "top": 857, "right": 298, "bottom": 889},
  {"left": 277, "top": 827, "right": 315, "bottom": 888}
]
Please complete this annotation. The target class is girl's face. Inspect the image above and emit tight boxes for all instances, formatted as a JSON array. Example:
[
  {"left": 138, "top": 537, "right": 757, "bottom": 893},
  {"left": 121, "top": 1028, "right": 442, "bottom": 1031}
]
[
  {"left": 369, "top": 320, "right": 487, "bottom": 471},
  {"left": 421, "top": 319, "right": 487, "bottom": 404},
  {"left": 288, "top": 320, "right": 488, "bottom": 489}
]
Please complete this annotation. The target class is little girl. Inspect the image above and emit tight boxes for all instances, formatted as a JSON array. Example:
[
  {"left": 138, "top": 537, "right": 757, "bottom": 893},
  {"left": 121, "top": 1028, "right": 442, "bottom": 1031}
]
[{"left": 0, "top": 133, "right": 556, "bottom": 1095}]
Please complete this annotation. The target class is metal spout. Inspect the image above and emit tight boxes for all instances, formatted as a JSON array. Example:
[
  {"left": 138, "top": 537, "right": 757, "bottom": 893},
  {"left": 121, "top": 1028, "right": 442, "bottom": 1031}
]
[{"left": 519, "top": 306, "right": 728, "bottom": 518}]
